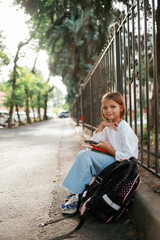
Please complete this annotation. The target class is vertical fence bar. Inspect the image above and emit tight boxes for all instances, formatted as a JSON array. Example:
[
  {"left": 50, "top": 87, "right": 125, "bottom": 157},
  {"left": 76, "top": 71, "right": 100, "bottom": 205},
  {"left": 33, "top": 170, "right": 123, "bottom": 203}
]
[
  {"left": 107, "top": 50, "right": 110, "bottom": 92},
  {"left": 127, "top": 4, "right": 132, "bottom": 127},
  {"left": 80, "top": 84, "right": 84, "bottom": 129},
  {"left": 90, "top": 76, "right": 93, "bottom": 133},
  {"left": 79, "top": 95, "right": 81, "bottom": 123},
  {"left": 76, "top": 95, "right": 79, "bottom": 126},
  {"left": 115, "top": 23, "right": 122, "bottom": 94},
  {"left": 123, "top": 11, "right": 128, "bottom": 121},
  {"left": 111, "top": 39, "right": 115, "bottom": 91},
  {"left": 110, "top": 43, "right": 112, "bottom": 91},
  {"left": 131, "top": 0, "right": 137, "bottom": 134},
  {"left": 109, "top": 39, "right": 111, "bottom": 91},
  {"left": 143, "top": 0, "right": 150, "bottom": 167},
  {"left": 152, "top": 0, "right": 159, "bottom": 173},
  {"left": 101, "top": 56, "right": 106, "bottom": 94},
  {"left": 119, "top": 26, "right": 123, "bottom": 94},
  {"left": 137, "top": 0, "right": 144, "bottom": 164}
]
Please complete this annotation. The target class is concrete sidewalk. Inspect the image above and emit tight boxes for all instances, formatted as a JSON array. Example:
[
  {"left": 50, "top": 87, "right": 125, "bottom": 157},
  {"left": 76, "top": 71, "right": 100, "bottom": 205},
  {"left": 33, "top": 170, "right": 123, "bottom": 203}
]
[
  {"left": 72, "top": 119, "right": 160, "bottom": 240},
  {"left": 38, "top": 118, "right": 143, "bottom": 240}
]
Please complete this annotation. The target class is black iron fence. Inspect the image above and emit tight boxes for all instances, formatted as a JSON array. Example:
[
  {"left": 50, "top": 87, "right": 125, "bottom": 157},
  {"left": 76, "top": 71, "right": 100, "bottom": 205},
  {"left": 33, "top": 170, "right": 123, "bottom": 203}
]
[{"left": 70, "top": 0, "right": 160, "bottom": 178}]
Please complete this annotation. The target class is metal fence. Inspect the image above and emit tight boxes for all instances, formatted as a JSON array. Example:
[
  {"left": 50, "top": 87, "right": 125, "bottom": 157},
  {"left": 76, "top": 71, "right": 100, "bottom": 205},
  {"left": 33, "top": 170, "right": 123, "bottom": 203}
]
[{"left": 70, "top": 0, "right": 160, "bottom": 178}]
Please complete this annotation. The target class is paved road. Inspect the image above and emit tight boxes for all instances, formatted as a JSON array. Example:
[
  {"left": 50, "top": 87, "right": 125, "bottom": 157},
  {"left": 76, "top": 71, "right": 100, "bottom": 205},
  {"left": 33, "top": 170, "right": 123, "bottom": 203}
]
[{"left": 0, "top": 119, "right": 143, "bottom": 240}]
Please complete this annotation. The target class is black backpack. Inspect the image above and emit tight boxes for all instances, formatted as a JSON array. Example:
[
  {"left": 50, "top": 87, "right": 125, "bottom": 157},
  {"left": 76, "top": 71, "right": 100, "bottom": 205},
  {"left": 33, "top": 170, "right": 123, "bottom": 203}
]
[
  {"left": 39, "top": 158, "right": 141, "bottom": 240},
  {"left": 78, "top": 157, "right": 141, "bottom": 224}
]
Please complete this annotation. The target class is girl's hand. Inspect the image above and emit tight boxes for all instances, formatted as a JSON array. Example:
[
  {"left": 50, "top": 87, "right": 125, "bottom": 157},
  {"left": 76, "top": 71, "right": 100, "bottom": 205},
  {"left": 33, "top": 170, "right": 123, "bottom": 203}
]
[
  {"left": 96, "top": 141, "right": 108, "bottom": 150},
  {"left": 95, "top": 121, "right": 118, "bottom": 133},
  {"left": 118, "top": 158, "right": 126, "bottom": 162},
  {"left": 106, "top": 121, "right": 118, "bottom": 131},
  {"left": 96, "top": 140, "right": 116, "bottom": 156},
  {"left": 99, "top": 121, "right": 118, "bottom": 131}
]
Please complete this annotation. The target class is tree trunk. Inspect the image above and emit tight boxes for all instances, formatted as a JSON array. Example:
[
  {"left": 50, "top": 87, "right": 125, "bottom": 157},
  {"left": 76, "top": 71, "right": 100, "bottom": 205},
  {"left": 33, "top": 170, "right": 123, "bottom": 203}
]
[
  {"left": 31, "top": 52, "right": 39, "bottom": 74},
  {"left": 8, "top": 52, "right": 18, "bottom": 128},
  {"left": 30, "top": 95, "right": 37, "bottom": 122},
  {"left": 157, "top": 0, "right": 160, "bottom": 131},
  {"left": 8, "top": 37, "right": 34, "bottom": 128},
  {"left": 37, "top": 93, "right": 41, "bottom": 120},
  {"left": 43, "top": 93, "right": 48, "bottom": 120},
  {"left": 32, "top": 106, "right": 37, "bottom": 122},
  {"left": 16, "top": 105, "right": 22, "bottom": 125},
  {"left": 74, "top": 47, "right": 80, "bottom": 94},
  {"left": 25, "top": 88, "right": 31, "bottom": 124},
  {"left": 8, "top": 105, "right": 14, "bottom": 128}
]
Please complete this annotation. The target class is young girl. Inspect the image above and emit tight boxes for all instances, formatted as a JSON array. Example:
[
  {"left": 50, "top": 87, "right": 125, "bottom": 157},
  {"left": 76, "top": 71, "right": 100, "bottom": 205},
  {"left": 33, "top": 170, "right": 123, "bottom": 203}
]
[{"left": 60, "top": 91, "right": 138, "bottom": 214}]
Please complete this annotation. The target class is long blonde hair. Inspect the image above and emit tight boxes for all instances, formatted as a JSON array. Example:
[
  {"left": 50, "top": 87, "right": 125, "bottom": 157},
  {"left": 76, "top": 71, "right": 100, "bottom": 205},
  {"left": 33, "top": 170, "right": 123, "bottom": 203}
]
[{"left": 101, "top": 91, "right": 126, "bottom": 120}]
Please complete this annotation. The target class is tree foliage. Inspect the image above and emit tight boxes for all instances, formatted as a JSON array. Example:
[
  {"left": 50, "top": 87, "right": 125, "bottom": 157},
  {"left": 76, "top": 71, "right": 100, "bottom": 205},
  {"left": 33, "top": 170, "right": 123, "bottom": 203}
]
[
  {"left": 0, "top": 31, "right": 10, "bottom": 69},
  {"left": 2, "top": 66, "right": 53, "bottom": 123},
  {"left": 14, "top": 0, "right": 114, "bottom": 102}
]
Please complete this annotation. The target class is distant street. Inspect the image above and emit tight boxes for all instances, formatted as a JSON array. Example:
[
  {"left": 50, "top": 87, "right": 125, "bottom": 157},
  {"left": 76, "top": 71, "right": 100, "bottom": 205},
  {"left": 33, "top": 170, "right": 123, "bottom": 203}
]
[{"left": 0, "top": 118, "right": 143, "bottom": 240}]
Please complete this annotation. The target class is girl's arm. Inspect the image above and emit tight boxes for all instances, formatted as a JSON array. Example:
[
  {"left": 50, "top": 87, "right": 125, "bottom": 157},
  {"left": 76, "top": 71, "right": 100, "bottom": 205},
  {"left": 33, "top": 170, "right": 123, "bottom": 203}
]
[
  {"left": 91, "top": 121, "right": 118, "bottom": 143},
  {"left": 115, "top": 133, "right": 138, "bottom": 160},
  {"left": 115, "top": 125, "right": 138, "bottom": 160},
  {"left": 96, "top": 141, "right": 116, "bottom": 156}
]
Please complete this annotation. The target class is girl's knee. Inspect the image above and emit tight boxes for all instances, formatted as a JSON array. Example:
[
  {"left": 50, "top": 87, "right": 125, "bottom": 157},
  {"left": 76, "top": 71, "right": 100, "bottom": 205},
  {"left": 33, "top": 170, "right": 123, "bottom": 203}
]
[
  {"left": 76, "top": 150, "right": 89, "bottom": 159},
  {"left": 76, "top": 150, "right": 91, "bottom": 165}
]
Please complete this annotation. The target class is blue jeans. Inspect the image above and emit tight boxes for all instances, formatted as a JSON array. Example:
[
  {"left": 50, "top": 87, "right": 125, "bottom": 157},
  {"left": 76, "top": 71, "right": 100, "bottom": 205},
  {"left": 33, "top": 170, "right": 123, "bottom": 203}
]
[{"left": 61, "top": 150, "right": 116, "bottom": 194}]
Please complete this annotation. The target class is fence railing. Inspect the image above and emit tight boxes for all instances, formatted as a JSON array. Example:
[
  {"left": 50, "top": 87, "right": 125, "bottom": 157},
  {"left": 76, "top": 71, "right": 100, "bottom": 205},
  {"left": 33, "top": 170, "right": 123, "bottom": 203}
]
[{"left": 70, "top": 0, "right": 160, "bottom": 178}]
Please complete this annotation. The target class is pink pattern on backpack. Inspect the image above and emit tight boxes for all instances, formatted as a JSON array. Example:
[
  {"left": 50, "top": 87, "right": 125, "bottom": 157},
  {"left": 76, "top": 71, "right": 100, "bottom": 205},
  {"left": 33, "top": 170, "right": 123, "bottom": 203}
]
[
  {"left": 82, "top": 190, "right": 88, "bottom": 198},
  {"left": 80, "top": 198, "right": 91, "bottom": 215}
]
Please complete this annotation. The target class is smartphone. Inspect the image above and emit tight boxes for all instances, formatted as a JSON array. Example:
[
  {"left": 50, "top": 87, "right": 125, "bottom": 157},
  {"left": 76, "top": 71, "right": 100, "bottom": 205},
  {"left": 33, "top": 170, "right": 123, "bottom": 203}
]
[{"left": 84, "top": 140, "right": 99, "bottom": 145}]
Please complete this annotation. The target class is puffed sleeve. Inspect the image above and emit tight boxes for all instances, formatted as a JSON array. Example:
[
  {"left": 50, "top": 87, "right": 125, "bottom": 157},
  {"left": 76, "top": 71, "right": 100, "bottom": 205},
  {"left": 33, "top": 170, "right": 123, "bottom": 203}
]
[{"left": 115, "top": 126, "right": 138, "bottom": 160}]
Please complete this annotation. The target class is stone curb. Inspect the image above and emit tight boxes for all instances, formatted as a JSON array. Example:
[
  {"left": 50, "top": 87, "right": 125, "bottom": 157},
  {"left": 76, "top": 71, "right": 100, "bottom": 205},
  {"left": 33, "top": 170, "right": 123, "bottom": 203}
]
[
  {"left": 72, "top": 120, "right": 160, "bottom": 240},
  {"left": 130, "top": 182, "right": 160, "bottom": 240}
]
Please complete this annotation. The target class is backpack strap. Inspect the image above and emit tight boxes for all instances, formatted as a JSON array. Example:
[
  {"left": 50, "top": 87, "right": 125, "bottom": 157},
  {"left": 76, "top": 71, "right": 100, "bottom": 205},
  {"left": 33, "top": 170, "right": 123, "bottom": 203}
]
[{"left": 47, "top": 211, "right": 88, "bottom": 240}]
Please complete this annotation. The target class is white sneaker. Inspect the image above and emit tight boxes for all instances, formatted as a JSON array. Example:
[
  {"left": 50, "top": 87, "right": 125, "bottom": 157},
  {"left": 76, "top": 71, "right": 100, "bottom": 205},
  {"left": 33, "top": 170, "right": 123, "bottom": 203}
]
[{"left": 60, "top": 196, "right": 78, "bottom": 214}]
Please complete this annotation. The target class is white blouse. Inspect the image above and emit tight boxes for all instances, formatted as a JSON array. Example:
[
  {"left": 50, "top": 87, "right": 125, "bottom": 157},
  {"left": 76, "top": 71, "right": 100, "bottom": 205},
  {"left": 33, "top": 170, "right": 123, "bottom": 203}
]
[{"left": 91, "top": 120, "right": 138, "bottom": 161}]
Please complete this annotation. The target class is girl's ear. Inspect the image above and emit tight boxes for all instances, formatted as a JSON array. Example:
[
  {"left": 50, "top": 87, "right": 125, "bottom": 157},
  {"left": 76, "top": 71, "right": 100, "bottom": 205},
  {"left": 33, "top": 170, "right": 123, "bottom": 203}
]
[{"left": 120, "top": 105, "right": 124, "bottom": 112}]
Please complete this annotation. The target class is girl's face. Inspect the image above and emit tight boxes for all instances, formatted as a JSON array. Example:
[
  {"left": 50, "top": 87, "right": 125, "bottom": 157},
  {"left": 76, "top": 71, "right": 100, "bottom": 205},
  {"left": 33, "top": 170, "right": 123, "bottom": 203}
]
[{"left": 102, "top": 99, "right": 123, "bottom": 122}]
